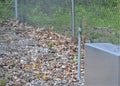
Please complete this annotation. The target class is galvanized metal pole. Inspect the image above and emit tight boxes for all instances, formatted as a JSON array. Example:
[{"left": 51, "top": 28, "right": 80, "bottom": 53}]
[
  {"left": 15, "top": 0, "right": 18, "bottom": 19},
  {"left": 78, "top": 18, "right": 82, "bottom": 81},
  {"left": 117, "top": 32, "right": 120, "bottom": 50},
  {"left": 71, "top": 0, "right": 75, "bottom": 37},
  {"left": 78, "top": 27, "right": 82, "bottom": 81}
]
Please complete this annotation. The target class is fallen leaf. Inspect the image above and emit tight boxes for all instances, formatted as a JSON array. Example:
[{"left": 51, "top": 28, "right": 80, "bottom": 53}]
[
  {"left": 43, "top": 73, "right": 47, "bottom": 80},
  {"left": 34, "top": 70, "right": 40, "bottom": 74},
  {"left": 24, "top": 64, "right": 31, "bottom": 71},
  {"left": 32, "top": 63, "right": 40, "bottom": 69}
]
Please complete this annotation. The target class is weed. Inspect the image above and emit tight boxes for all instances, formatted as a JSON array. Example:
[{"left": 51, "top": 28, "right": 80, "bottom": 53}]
[
  {"left": 37, "top": 73, "right": 41, "bottom": 79},
  {"left": 0, "top": 79, "right": 6, "bottom": 86}
]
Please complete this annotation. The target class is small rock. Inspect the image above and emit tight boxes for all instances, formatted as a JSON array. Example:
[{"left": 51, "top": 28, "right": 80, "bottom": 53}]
[
  {"left": 13, "top": 76, "right": 18, "bottom": 80},
  {"left": 15, "top": 81, "right": 22, "bottom": 86},
  {"left": 0, "top": 72, "right": 5, "bottom": 77},
  {"left": 25, "top": 82, "right": 31, "bottom": 86},
  {"left": 61, "top": 65, "right": 66, "bottom": 69},
  {"left": 20, "top": 59, "right": 27, "bottom": 64},
  {"left": 0, "top": 58, "right": 3, "bottom": 64},
  {"left": 54, "top": 78, "right": 61, "bottom": 81}
]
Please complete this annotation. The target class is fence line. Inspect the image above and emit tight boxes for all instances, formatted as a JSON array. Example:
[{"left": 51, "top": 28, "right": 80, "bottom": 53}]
[
  {"left": 15, "top": 0, "right": 18, "bottom": 19},
  {"left": 0, "top": 0, "right": 119, "bottom": 45}
]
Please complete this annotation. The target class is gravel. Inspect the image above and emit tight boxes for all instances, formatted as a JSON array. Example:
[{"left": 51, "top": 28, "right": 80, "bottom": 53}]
[{"left": 0, "top": 20, "right": 84, "bottom": 86}]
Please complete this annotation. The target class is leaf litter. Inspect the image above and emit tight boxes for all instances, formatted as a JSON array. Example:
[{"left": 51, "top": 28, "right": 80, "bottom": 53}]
[{"left": 0, "top": 20, "right": 84, "bottom": 86}]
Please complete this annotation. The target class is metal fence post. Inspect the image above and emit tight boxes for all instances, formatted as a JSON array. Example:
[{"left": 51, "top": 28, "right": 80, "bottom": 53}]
[
  {"left": 78, "top": 27, "right": 82, "bottom": 81},
  {"left": 71, "top": 0, "right": 75, "bottom": 37},
  {"left": 15, "top": 0, "right": 18, "bottom": 19},
  {"left": 78, "top": 18, "right": 82, "bottom": 81}
]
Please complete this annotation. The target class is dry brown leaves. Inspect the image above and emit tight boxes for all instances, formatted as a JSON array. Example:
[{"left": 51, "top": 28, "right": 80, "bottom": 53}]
[{"left": 0, "top": 20, "right": 85, "bottom": 84}]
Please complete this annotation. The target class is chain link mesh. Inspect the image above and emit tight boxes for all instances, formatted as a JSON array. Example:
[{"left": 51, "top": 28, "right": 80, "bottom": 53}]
[
  {"left": 75, "top": 0, "right": 120, "bottom": 45},
  {"left": 0, "top": 0, "right": 119, "bottom": 45},
  {"left": 18, "top": 0, "right": 72, "bottom": 36},
  {"left": 0, "top": 0, "right": 14, "bottom": 21}
]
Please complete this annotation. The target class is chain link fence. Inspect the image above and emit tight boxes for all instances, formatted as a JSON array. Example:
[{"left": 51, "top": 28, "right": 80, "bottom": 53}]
[
  {"left": 17, "top": 0, "right": 72, "bottom": 36},
  {"left": 0, "top": 0, "right": 15, "bottom": 21},
  {"left": 0, "top": 0, "right": 120, "bottom": 45},
  {"left": 0, "top": 0, "right": 119, "bottom": 84},
  {"left": 76, "top": 0, "right": 120, "bottom": 46},
  {"left": 18, "top": 0, "right": 120, "bottom": 45}
]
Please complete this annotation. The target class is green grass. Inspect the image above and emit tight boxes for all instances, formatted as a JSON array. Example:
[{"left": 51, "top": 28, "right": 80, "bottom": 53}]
[
  {"left": 75, "top": 5, "right": 120, "bottom": 29},
  {"left": 0, "top": 2, "right": 120, "bottom": 44},
  {"left": 0, "top": 79, "right": 6, "bottom": 86},
  {"left": 75, "top": 5, "right": 120, "bottom": 44},
  {"left": 27, "top": 5, "right": 119, "bottom": 33},
  {"left": 0, "top": 0, "right": 14, "bottom": 22}
]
